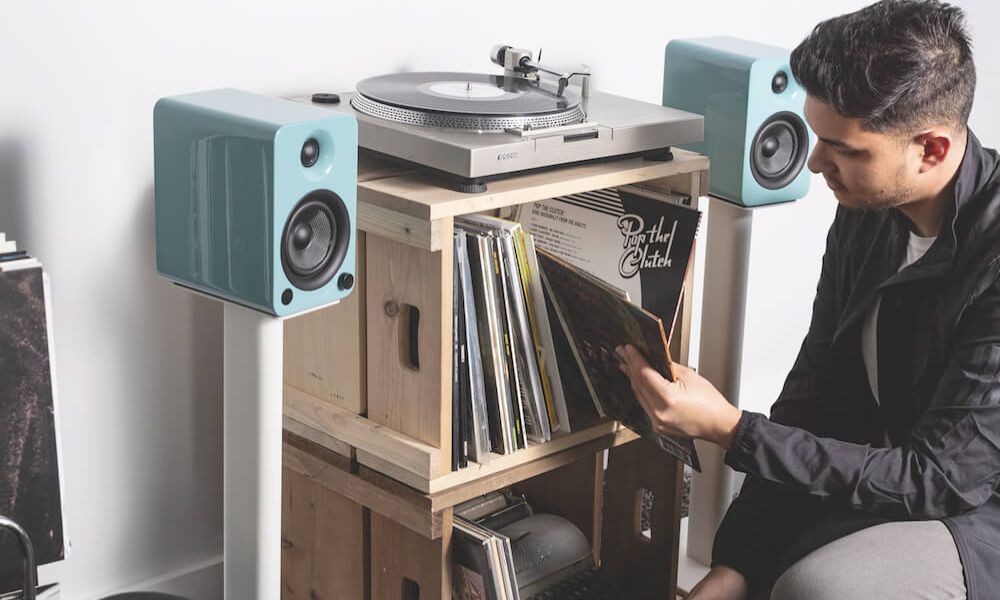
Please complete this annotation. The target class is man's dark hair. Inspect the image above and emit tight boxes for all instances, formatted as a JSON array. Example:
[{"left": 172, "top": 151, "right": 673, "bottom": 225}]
[{"left": 790, "top": 0, "right": 975, "bottom": 134}]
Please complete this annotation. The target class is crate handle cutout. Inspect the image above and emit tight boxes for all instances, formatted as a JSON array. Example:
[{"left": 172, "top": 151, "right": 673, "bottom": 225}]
[
  {"left": 389, "top": 301, "right": 421, "bottom": 371},
  {"left": 402, "top": 577, "right": 420, "bottom": 600},
  {"left": 407, "top": 305, "right": 420, "bottom": 369}
]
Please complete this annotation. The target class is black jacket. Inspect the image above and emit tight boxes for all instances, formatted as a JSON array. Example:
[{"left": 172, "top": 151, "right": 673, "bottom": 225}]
[{"left": 713, "top": 131, "right": 1000, "bottom": 599}]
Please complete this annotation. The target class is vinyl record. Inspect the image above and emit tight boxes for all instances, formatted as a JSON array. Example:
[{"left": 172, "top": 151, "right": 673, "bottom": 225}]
[
  {"left": 351, "top": 72, "right": 587, "bottom": 132},
  {"left": 355, "top": 72, "right": 581, "bottom": 115}
]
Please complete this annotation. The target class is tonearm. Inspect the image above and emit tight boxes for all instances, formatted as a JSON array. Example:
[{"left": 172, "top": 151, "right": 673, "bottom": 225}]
[{"left": 490, "top": 44, "right": 591, "bottom": 98}]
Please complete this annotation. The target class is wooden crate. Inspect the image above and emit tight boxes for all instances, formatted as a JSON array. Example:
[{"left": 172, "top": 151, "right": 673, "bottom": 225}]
[
  {"left": 283, "top": 149, "right": 709, "bottom": 494},
  {"left": 282, "top": 430, "right": 684, "bottom": 600},
  {"left": 281, "top": 149, "right": 709, "bottom": 599}
]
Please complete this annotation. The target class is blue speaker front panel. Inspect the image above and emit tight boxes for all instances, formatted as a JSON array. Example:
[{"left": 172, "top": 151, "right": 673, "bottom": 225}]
[
  {"left": 741, "top": 59, "right": 812, "bottom": 206},
  {"left": 271, "top": 118, "right": 357, "bottom": 318}
]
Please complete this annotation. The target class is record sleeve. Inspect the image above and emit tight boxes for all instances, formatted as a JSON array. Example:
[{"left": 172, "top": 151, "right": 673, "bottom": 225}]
[
  {"left": 456, "top": 232, "right": 492, "bottom": 463},
  {"left": 537, "top": 249, "right": 701, "bottom": 471},
  {"left": 489, "top": 235, "right": 526, "bottom": 450},
  {"left": 496, "top": 530, "right": 520, "bottom": 600},
  {"left": 498, "top": 231, "right": 549, "bottom": 443},
  {"left": 453, "top": 239, "right": 462, "bottom": 471},
  {"left": 458, "top": 215, "right": 550, "bottom": 443},
  {"left": 516, "top": 232, "right": 566, "bottom": 434},
  {"left": 465, "top": 231, "right": 513, "bottom": 455},
  {"left": 453, "top": 519, "right": 503, "bottom": 600},
  {"left": 541, "top": 280, "right": 603, "bottom": 431},
  {"left": 452, "top": 234, "right": 471, "bottom": 470}
]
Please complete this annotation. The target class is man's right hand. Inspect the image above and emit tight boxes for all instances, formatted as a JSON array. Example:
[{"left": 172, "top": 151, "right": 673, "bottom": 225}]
[{"left": 687, "top": 565, "right": 749, "bottom": 600}]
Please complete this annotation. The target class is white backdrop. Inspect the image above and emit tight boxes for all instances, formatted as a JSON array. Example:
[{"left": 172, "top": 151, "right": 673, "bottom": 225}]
[{"left": 0, "top": 1, "right": 996, "bottom": 597}]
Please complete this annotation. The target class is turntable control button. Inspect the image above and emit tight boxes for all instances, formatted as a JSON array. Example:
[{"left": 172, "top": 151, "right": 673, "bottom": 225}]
[{"left": 311, "top": 93, "right": 341, "bottom": 104}]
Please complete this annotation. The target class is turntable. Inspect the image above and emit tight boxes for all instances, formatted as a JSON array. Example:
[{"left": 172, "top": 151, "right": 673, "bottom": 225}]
[{"left": 297, "top": 45, "right": 703, "bottom": 192}]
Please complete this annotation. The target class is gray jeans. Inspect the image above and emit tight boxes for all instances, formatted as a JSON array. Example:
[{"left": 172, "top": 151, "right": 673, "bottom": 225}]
[{"left": 770, "top": 520, "right": 966, "bottom": 600}]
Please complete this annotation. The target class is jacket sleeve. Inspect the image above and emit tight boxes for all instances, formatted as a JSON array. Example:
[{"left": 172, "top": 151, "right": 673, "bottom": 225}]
[
  {"left": 725, "top": 273, "right": 1000, "bottom": 519},
  {"left": 710, "top": 210, "right": 844, "bottom": 578}
]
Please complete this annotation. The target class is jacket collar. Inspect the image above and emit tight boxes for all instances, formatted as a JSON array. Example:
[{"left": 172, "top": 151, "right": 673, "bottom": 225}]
[
  {"left": 832, "top": 129, "right": 999, "bottom": 347},
  {"left": 889, "top": 130, "right": 998, "bottom": 285}
]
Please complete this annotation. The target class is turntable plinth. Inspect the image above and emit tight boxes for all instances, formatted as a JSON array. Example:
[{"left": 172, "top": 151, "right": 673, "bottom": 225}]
[{"left": 281, "top": 149, "right": 709, "bottom": 599}]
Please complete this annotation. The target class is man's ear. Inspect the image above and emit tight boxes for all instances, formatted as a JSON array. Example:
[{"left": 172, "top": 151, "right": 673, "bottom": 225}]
[{"left": 915, "top": 130, "right": 954, "bottom": 173}]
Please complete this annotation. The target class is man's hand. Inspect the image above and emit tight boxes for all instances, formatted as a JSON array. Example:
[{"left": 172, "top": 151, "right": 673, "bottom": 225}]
[
  {"left": 616, "top": 344, "right": 743, "bottom": 449},
  {"left": 687, "top": 565, "right": 749, "bottom": 600}
]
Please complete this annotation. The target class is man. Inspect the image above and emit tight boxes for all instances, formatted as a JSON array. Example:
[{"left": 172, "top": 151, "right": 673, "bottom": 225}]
[{"left": 618, "top": 1, "right": 999, "bottom": 598}]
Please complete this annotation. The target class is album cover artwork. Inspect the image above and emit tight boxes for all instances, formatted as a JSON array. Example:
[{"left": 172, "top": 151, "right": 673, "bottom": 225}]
[
  {"left": 0, "top": 267, "right": 65, "bottom": 593},
  {"left": 506, "top": 185, "right": 701, "bottom": 334},
  {"left": 537, "top": 250, "right": 700, "bottom": 471}
]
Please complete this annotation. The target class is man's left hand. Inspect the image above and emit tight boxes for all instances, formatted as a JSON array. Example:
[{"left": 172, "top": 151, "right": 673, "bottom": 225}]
[{"left": 616, "top": 344, "right": 743, "bottom": 449}]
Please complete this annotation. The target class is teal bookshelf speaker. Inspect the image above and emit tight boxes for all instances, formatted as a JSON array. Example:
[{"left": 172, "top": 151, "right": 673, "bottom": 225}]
[
  {"left": 663, "top": 37, "right": 812, "bottom": 206},
  {"left": 154, "top": 88, "right": 358, "bottom": 317}
]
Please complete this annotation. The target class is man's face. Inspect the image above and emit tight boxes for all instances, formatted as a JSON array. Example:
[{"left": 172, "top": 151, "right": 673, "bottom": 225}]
[{"left": 804, "top": 96, "right": 921, "bottom": 210}]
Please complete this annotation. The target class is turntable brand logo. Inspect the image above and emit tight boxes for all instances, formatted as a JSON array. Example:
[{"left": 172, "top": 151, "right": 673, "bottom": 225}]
[{"left": 497, "top": 152, "right": 519, "bottom": 161}]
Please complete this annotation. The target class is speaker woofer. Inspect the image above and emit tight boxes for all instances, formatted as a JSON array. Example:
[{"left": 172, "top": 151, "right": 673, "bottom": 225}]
[
  {"left": 281, "top": 190, "right": 351, "bottom": 291},
  {"left": 750, "top": 111, "right": 809, "bottom": 190}
]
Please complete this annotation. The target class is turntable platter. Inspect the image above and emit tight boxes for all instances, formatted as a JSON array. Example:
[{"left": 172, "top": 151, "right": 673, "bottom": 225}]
[{"left": 351, "top": 72, "right": 586, "bottom": 132}]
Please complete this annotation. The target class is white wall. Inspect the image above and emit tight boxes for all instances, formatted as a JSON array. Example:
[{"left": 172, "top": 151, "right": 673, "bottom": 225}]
[{"left": 0, "top": 0, "right": 995, "bottom": 598}]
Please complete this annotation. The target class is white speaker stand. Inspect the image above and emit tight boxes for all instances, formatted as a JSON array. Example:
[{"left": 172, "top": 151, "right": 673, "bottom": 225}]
[
  {"left": 687, "top": 196, "right": 808, "bottom": 565},
  {"left": 222, "top": 302, "right": 284, "bottom": 600}
]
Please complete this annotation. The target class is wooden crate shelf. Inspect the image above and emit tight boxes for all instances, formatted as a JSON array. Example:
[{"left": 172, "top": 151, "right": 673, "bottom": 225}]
[
  {"left": 356, "top": 150, "right": 708, "bottom": 252},
  {"left": 285, "top": 382, "right": 641, "bottom": 498},
  {"left": 282, "top": 429, "right": 683, "bottom": 599},
  {"left": 360, "top": 151, "right": 708, "bottom": 221},
  {"left": 280, "top": 149, "right": 708, "bottom": 600}
]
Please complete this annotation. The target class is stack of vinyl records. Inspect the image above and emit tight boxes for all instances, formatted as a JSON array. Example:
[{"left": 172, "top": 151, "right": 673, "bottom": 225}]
[
  {"left": 451, "top": 215, "right": 571, "bottom": 469},
  {"left": 452, "top": 492, "right": 623, "bottom": 600},
  {"left": 450, "top": 186, "right": 704, "bottom": 472},
  {"left": 0, "top": 234, "right": 42, "bottom": 273},
  {"left": 453, "top": 516, "right": 519, "bottom": 600}
]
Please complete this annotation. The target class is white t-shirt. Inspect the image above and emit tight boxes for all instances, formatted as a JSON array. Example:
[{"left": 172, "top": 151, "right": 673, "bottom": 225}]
[{"left": 861, "top": 232, "right": 937, "bottom": 420}]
